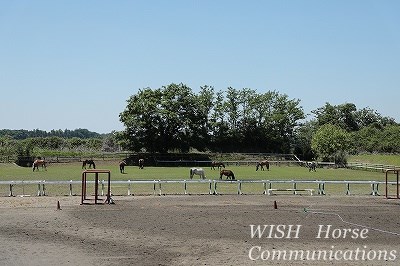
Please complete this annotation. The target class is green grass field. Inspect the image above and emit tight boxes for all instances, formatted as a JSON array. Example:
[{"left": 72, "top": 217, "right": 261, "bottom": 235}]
[
  {"left": 348, "top": 154, "right": 400, "bottom": 166},
  {"left": 1, "top": 159, "right": 398, "bottom": 197}
]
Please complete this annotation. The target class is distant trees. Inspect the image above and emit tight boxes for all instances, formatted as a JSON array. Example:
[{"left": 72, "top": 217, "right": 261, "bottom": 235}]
[
  {"left": 0, "top": 128, "right": 102, "bottom": 139},
  {"left": 306, "top": 102, "right": 398, "bottom": 162},
  {"left": 0, "top": 130, "right": 120, "bottom": 159},
  {"left": 2, "top": 86, "right": 399, "bottom": 163},
  {"left": 119, "top": 84, "right": 400, "bottom": 162},
  {"left": 119, "top": 83, "right": 305, "bottom": 153},
  {"left": 311, "top": 124, "right": 351, "bottom": 163}
]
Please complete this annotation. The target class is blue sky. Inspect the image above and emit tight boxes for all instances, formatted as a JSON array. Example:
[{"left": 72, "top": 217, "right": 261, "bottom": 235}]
[{"left": 1, "top": 0, "right": 399, "bottom": 133}]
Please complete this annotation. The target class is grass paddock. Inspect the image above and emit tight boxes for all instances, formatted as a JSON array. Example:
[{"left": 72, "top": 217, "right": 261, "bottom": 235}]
[{"left": 0, "top": 161, "right": 396, "bottom": 197}]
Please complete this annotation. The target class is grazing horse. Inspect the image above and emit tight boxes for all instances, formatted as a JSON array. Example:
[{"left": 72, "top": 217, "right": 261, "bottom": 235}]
[
  {"left": 190, "top": 168, "right": 206, "bottom": 179},
  {"left": 307, "top": 161, "right": 317, "bottom": 172},
  {"left": 119, "top": 160, "right": 127, "bottom": 173},
  {"left": 220, "top": 169, "right": 235, "bottom": 180},
  {"left": 256, "top": 160, "right": 270, "bottom": 171},
  {"left": 138, "top": 158, "right": 144, "bottom": 169},
  {"left": 32, "top": 159, "right": 47, "bottom": 171},
  {"left": 211, "top": 161, "right": 225, "bottom": 170},
  {"left": 82, "top": 159, "right": 96, "bottom": 169}
]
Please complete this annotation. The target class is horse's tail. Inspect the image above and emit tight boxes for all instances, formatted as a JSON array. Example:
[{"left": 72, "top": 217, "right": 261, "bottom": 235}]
[
  {"left": 256, "top": 163, "right": 259, "bottom": 171},
  {"left": 266, "top": 162, "right": 270, "bottom": 170},
  {"left": 92, "top": 161, "right": 96, "bottom": 169},
  {"left": 231, "top": 172, "right": 235, "bottom": 180},
  {"left": 190, "top": 168, "right": 194, "bottom": 179}
]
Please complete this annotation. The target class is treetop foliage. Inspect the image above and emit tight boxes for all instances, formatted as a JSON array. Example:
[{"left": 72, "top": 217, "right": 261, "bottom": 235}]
[
  {"left": 0, "top": 128, "right": 102, "bottom": 140},
  {"left": 119, "top": 83, "right": 305, "bottom": 153}
]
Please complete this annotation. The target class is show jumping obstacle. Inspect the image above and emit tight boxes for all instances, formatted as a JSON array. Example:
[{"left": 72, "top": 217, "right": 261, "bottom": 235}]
[
  {"left": 81, "top": 169, "right": 111, "bottom": 204},
  {"left": 385, "top": 169, "right": 400, "bottom": 199}
]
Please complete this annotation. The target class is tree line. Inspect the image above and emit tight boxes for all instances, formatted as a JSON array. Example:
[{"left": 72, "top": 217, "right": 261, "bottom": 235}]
[
  {"left": 118, "top": 84, "right": 305, "bottom": 153},
  {"left": 0, "top": 133, "right": 121, "bottom": 159},
  {"left": 1, "top": 83, "right": 399, "bottom": 162},
  {"left": 0, "top": 128, "right": 102, "bottom": 139},
  {"left": 118, "top": 83, "right": 399, "bottom": 162}
]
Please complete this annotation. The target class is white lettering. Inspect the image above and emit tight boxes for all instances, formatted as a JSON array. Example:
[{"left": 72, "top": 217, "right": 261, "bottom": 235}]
[
  {"left": 286, "top": 225, "right": 301, "bottom": 238},
  {"left": 316, "top": 225, "right": 331, "bottom": 238},
  {"left": 389, "top": 250, "right": 397, "bottom": 261},
  {"left": 250, "top": 225, "right": 268, "bottom": 238},
  {"left": 248, "top": 246, "right": 261, "bottom": 260},
  {"left": 275, "top": 225, "right": 286, "bottom": 238},
  {"left": 316, "top": 225, "right": 369, "bottom": 239}
]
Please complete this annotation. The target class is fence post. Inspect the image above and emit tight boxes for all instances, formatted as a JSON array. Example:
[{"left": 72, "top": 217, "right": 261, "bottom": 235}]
[
  {"left": 318, "top": 181, "right": 326, "bottom": 195},
  {"left": 371, "top": 182, "right": 380, "bottom": 196},
  {"left": 184, "top": 180, "right": 187, "bottom": 195},
  {"left": 9, "top": 183, "right": 13, "bottom": 197},
  {"left": 209, "top": 180, "right": 213, "bottom": 195},
  {"left": 238, "top": 181, "right": 242, "bottom": 195},
  {"left": 159, "top": 180, "right": 162, "bottom": 196},
  {"left": 346, "top": 183, "right": 351, "bottom": 195},
  {"left": 292, "top": 181, "right": 297, "bottom": 195},
  {"left": 37, "top": 183, "right": 41, "bottom": 196},
  {"left": 69, "top": 180, "right": 73, "bottom": 196},
  {"left": 128, "top": 180, "right": 131, "bottom": 196},
  {"left": 41, "top": 181, "right": 46, "bottom": 196}
]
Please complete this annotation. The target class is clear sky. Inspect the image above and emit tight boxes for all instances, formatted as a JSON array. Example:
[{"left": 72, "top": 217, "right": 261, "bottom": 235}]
[{"left": 1, "top": 0, "right": 399, "bottom": 133}]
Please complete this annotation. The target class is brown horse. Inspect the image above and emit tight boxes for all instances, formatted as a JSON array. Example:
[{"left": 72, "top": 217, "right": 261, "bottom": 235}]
[
  {"left": 119, "top": 160, "right": 127, "bottom": 173},
  {"left": 32, "top": 159, "right": 47, "bottom": 171},
  {"left": 256, "top": 160, "right": 269, "bottom": 171},
  {"left": 211, "top": 161, "right": 225, "bottom": 170},
  {"left": 220, "top": 169, "right": 235, "bottom": 180},
  {"left": 82, "top": 159, "right": 96, "bottom": 169},
  {"left": 138, "top": 158, "right": 144, "bottom": 169}
]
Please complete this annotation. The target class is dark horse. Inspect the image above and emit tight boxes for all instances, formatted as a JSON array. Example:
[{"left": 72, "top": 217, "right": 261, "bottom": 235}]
[
  {"left": 211, "top": 161, "right": 225, "bottom": 170},
  {"left": 82, "top": 159, "right": 96, "bottom": 169},
  {"left": 138, "top": 158, "right": 144, "bottom": 169},
  {"left": 307, "top": 161, "right": 317, "bottom": 172},
  {"left": 119, "top": 160, "right": 127, "bottom": 173},
  {"left": 220, "top": 169, "right": 235, "bottom": 180},
  {"left": 32, "top": 159, "right": 47, "bottom": 171},
  {"left": 256, "top": 160, "right": 270, "bottom": 171}
]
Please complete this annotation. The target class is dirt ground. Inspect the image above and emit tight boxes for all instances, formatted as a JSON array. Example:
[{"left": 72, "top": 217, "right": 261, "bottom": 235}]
[{"left": 0, "top": 194, "right": 399, "bottom": 266}]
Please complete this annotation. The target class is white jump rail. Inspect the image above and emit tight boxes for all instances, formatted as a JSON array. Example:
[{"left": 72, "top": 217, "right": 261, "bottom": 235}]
[
  {"left": 267, "top": 188, "right": 314, "bottom": 196},
  {"left": 0, "top": 179, "right": 393, "bottom": 197}
]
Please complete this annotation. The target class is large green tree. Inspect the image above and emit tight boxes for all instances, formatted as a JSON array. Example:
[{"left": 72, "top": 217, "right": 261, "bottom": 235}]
[
  {"left": 119, "top": 84, "right": 305, "bottom": 153},
  {"left": 311, "top": 124, "right": 351, "bottom": 162},
  {"left": 119, "top": 83, "right": 207, "bottom": 152}
]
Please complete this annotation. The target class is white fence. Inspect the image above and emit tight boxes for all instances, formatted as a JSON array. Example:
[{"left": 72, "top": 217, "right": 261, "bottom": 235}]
[
  {"left": 0, "top": 179, "right": 394, "bottom": 197},
  {"left": 347, "top": 162, "right": 399, "bottom": 172}
]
